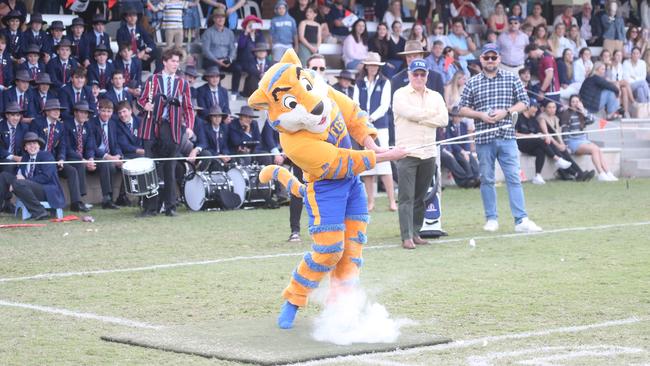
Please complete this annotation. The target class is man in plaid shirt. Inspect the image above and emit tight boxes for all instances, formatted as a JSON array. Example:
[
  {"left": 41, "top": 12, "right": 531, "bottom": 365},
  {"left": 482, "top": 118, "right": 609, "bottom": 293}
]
[{"left": 458, "top": 43, "right": 543, "bottom": 233}]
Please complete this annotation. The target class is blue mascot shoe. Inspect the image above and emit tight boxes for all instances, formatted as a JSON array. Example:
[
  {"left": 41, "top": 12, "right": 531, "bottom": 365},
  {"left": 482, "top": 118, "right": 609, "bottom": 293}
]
[{"left": 277, "top": 301, "right": 299, "bottom": 329}]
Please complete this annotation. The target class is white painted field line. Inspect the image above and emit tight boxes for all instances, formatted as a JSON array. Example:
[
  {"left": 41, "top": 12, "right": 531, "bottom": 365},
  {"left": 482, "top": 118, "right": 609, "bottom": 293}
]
[
  {"left": 1, "top": 220, "right": 649, "bottom": 284},
  {"left": 289, "top": 317, "right": 645, "bottom": 365},
  {"left": 0, "top": 299, "right": 163, "bottom": 329},
  {"left": 466, "top": 345, "right": 645, "bottom": 366}
]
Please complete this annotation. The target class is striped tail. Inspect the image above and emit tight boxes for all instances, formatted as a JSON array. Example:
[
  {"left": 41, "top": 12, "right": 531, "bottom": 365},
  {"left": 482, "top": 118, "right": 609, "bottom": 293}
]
[{"left": 259, "top": 165, "right": 306, "bottom": 198}]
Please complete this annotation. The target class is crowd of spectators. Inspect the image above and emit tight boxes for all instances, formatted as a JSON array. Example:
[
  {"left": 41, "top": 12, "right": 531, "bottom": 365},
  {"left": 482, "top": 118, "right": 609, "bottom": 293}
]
[{"left": 1, "top": 0, "right": 644, "bottom": 217}]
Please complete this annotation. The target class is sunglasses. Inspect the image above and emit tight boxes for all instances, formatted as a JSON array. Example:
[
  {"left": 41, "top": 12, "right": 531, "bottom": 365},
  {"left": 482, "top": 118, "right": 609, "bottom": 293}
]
[
  {"left": 311, "top": 66, "right": 326, "bottom": 71},
  {"left": 482, "top": 55, "right": 498, "bottom": 61},
  {"left": 509, "top": 21, "right": 519, "bottom": 24},
  {"left": 411, "top": 71, "right": 427, "bottom": 78}
]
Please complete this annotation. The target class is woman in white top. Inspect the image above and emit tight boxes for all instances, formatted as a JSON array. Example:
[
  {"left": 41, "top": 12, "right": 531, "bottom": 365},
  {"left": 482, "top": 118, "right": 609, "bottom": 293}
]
[
  {"left": 383, "top": 0, "right": 403, "bottom": 35},
  {"left": 622, "top": 47, "right": 650, "bottom": 103},
  {"left": 352, "top": 52, "right": 396, "bottom": 212},
  {"left": 342, "top": 19, "right": 369, "bottom": 71},
  {"left": 427, "top": 21, "right": 449, "bottom": 48},
  {"left": 608, "top": 49, "right": 635, "bottom": 116},
  {"left": 567, "top": 25, "right": 587, "bottom": 56},
  {"left": 548, "top": 23, "right": 573, "bottom": 58},
  {"left": 573, "top": 47, "right": 593, "bottom": 83}
]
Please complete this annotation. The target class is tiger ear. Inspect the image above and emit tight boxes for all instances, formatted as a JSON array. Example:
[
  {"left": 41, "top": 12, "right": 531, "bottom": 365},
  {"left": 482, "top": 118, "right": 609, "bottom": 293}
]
[
  {"left": 248, "top": 88, "right": 269, "bottom": 111},
  {"left": 279, "top": 48, "right": 302, "bottom": 66}
]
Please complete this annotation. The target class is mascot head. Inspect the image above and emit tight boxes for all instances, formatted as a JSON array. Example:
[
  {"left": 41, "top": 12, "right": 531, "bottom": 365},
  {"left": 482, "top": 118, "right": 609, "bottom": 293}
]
[{"left": 248, "top": 49, "right": 332, "bottom": 134}]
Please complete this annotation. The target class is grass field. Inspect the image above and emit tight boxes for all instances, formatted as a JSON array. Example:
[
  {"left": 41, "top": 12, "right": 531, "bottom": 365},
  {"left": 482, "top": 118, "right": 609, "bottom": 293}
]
[{"left": 1, "top": 179, "right": 649, "bottom": 365}]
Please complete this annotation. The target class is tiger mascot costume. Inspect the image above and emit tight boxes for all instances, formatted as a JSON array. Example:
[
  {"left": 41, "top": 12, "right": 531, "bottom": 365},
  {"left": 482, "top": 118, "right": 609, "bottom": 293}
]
[{"left": 250, "top": 50, "right": 404, "bottom": 329}]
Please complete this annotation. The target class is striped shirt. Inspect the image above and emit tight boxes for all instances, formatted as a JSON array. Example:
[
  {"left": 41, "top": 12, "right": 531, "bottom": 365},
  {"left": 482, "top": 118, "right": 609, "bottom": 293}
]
[
  {"left": 158, "top": 0, "right": 184, "bottom": 29},
  {"left": 459, "top": 69, "right": 529, "bottom": 144}
]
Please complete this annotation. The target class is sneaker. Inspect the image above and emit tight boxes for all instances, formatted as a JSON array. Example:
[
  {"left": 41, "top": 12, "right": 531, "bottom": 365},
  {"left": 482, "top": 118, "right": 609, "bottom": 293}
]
[
  {"left": 606, "top": 171, "right": 619, "bottom": 181},
  {"left": 483, "top": 219, "right": 499, "bottom": 232},
  {"left": 514, "top": 217, "right": 542, "bottom": 233},
  {"left": 554, "top": 157, "right": 572, "bottom": 170},
  {"left": 288, "top": 232, "right": 301, "bottom": 242},
  {"left": 531, "top": 174, "right": 546, "bottom": 185},
  {"left": 598, "top": 172, "right": 613, "bottom": 181}
]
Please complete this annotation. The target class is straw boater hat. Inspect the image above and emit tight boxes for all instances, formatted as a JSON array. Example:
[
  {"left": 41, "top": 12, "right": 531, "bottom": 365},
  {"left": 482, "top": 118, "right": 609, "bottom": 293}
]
[
  {"left": 397, "top": 40, "right": 430, "bottom": 57},
  {"left": 361, "top": 52, "right": 385, "bottom": 66}
]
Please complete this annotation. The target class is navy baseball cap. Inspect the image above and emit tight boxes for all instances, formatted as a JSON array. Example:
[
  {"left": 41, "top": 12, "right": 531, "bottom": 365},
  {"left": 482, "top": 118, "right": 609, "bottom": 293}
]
[
  {"left": 408, "top": 59, "right": 428, "bottom": 72},
  {"left": 508, "top": 16, "right": 521, "bottom": 22},
  {"left": 481, "top": 43, "right": 500, "bottom": 56}
]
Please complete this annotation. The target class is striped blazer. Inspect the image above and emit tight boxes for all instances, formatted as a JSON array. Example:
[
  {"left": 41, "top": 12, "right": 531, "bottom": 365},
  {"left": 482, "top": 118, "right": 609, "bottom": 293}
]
[{"left": 137, "top": 73, "right": 195, "bottom": 144}]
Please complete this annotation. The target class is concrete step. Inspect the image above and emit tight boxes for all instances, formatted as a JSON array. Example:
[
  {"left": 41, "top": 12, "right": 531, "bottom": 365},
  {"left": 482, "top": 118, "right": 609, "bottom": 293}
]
[{"left": 620, "top": 147, "right": 650, "bottom": 159}]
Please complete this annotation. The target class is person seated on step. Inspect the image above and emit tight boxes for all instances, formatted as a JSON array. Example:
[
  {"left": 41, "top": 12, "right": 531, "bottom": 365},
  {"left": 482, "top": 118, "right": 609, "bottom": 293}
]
[
  {"left": 89, "top": 99, "right": 123, "bottom": 209},
  {"left": 559, "top": 95, "right": 617, "bottom": 182},
  {"left": 441, "top": 112, "right": 480, "bottom": 188},
  {"left": 30, "top": 98, "right": 88, "bottom": 213},
  {"left": 0, "top": 102, "right": 28, "bottom": 213},
  {"left": 0, "top": 132, "right": 65, "bottom": 220},
  {"left": 516, "top": 103, "right": 591, "bottom": 184},
  {"left": 228, "top": 105, "right": 269, "bottom": 166},
  {"left": 63, "top": 101, "right": 97, "bottom": 212},
  {"left": 190, "top": 105, "right": 231, "bottom": 172}
]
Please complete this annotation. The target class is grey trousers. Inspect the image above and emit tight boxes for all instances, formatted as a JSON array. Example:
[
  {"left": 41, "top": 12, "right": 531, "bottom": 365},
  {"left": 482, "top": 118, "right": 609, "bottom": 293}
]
[{"left": 397, "top": 156, "right": 435, "bottom": 240}]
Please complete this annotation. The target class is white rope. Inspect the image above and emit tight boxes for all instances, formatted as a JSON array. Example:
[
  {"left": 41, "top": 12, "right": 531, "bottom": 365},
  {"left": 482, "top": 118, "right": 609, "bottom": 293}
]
[{"left": 1, "top": 126, "right": 648, "bottom": 166}]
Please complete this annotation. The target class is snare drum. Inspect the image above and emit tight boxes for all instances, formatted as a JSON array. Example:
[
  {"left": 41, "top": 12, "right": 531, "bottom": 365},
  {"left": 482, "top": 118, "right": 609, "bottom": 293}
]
[
  {"left": 227, "top": 164, "right": 274, "bottom": 207},
  {"left": 184, "top": 171, "right": 238, "bottom": 211},
  {"left": 122, "top": 158, "right": 159, "bottom": 196}
]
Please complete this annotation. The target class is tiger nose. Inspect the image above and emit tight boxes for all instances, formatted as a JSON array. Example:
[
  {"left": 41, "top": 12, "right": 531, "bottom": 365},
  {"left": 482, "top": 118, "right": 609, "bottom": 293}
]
[{"left": 310, "top": 101, "right": 324, "bottom": 116}]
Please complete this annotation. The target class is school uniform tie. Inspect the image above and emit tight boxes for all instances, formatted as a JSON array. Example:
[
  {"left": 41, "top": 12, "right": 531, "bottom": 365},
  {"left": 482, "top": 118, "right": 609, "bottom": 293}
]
[
  {"left": 30, "top": 67, "right": 37, "bottom": 79},
  {"left": 0, "top": 57, "right": 4, "bottom": 86},
  {"left": 46, "top": 123, "right": 56, "bottom": 152},
  {"left": 124, "top": 63, "right": 131, "bottom": 83},
  {"left": 27, "top": 157, "right": 35, "bottom": 178},
  {"left": 99, "top": 68, "right": 105, "bottom": 88},
  {"left": 41, "top": 94, "right": 47, "bottom": 110},
  {"left": 62, "top": 62, "right": 68, "bottom": 83},
  {"left": 75, "top": 91, "right": 81, "bottom": 103},
  {"left": 166, "top": 76, "right": 172, "bottom": 98},
  {"left": 101, "top": 122, "right": 109, "bottom": 152},
  {"left": 212, "top": 91, "right": 218, "bottom": 107},
  {"left": 76, "top": 124, "right": 84, "bottom": 155},
  {"left": 18, "top": 94, "right": 24, "bottom": 109},
  {"left": 127, "top": 122, "right": 133, "bottom": 135},
  {"left": 9, "top": 126, "right": 16, "bottom": 154},
  {"left": 130, "top": 29, "right": 137, "bottom": 53}
]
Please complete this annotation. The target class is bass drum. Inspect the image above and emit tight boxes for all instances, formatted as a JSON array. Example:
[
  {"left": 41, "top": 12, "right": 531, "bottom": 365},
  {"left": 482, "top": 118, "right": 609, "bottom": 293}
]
[
  {"left": 183, "top": 171, "right": 239, "bottom": 211},
  {"left": 227, "top": 165, "right": 274, "bottom": 208}
]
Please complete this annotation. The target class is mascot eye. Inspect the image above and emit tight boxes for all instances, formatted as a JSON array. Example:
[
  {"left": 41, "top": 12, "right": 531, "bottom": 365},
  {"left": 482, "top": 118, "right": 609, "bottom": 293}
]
[
  {"left": 300, "top": 78, "right": 313, "bottom": 92},
  {"left": 282, "top": 95, "right": 298, "bottom": 109}
]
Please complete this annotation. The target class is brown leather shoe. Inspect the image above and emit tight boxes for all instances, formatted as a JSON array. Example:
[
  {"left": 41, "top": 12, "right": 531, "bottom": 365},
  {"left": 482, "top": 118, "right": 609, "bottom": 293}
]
[
  {"left": 413, "top": 236, "right": 429, "bottom": 245},
  {"left": 402, "top": 239, "right": 416, "bottom": 249}
]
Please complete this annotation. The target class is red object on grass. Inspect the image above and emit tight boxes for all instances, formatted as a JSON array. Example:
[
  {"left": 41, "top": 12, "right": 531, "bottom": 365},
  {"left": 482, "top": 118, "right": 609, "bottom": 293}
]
[
  {"left": 0, "top": 224, "right": 47, "bottom": 228},
  {"left": 50, "top": 215, "right": 80, "bottom": 223},
  {"left": 599, "top": 119, "right": 608, "bottom": 129}
]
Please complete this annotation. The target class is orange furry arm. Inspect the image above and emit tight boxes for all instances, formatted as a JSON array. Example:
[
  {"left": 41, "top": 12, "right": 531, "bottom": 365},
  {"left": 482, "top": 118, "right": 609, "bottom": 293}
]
[
  {"left": 329, "top": 88, "right": 378, "bottom": 146},
  {"left": 281, "top": 131, "right": 376, "bottom": 181}
]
